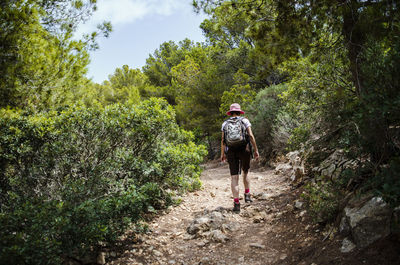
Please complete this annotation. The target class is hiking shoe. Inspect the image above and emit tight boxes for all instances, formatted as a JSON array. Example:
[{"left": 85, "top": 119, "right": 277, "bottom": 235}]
[
  {"left": 233, "top": 202, "right": 240, "bottom": 213},
  {"left": 244, "top": 193, "right": 253, "bottom": 203}
]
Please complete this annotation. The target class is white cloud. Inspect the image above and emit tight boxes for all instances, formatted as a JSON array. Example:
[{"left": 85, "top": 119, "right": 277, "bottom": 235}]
[{"left": 77, "top": 0, "right": 190, "bottom": 35}]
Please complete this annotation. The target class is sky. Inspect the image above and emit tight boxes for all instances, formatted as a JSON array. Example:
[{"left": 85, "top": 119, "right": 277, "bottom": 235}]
[{"left": 77, "top": 0, "right": 208, "bottom": 83}]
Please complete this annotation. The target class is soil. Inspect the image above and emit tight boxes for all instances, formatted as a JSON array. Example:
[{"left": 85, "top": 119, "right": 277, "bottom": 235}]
[{"left": 105, "top": 161, "right": 400, "bottom": 265}]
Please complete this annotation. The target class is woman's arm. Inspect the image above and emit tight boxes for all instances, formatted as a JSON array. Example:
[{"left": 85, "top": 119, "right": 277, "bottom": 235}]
[
  {"left": 221, "top": 132, "right": 226, "bottom": 162},
  {"left": 246, "top": 127, "right": 259, "bottom": 160}
]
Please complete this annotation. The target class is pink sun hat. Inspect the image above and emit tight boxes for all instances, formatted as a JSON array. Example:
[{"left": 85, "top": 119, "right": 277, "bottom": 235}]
[{"left": 226, "top": 103, "right": 245, "bottom": 116}]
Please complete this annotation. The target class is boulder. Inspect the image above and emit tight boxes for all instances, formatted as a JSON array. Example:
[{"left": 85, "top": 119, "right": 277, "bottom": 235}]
[
  {"left": 207, "top": 229, "right": 228, "bottom": 243},
  {"left": 186, "top": 210, "right": 232, "bottom": 241},
  {"left": 275, "top": 163, "right": 293, "bottom": 176},
  {"left": 290, "top": 167, "right": 304, "bottom": 182},
  {"left": 286, "top": 151, "right": 301, "bottom": 166},
  {"left": 221, "top": 223, "right": 238, "bottom": 233},
  {"left": 320, "top": 163, "right": 337, "bottom": 178},
  {"left": 342, "top": 197, "right": 392, "bottom": 248},
  {"left": 259, "top": 193, "right": 270, "bottom": 200},
  {"left": 294, "top": 200, "right": 304, "bottom": 209},
  {"left": 209, "top": 211, "right": 223, "bottom": 222},
  {"left": 187, "top": 216, "right": 210, "bottom": 235},
  {"left": 339, "top": 216, "right": 351, "bottom": 236},
  {"left": 276, "top": 151, "right": 305, "bottom": 182},
  {"left": 97, "top": 252, "right": 106, "bottom": 265},
  {"left": 312, "top": 149, "right": 357, "bottom": 179},
  {"left": 340, "top": 238, "right": 356, "bottom": 253}
]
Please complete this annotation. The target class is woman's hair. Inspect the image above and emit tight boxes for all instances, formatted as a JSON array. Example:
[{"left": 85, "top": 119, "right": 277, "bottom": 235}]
[{"left": 230, "top": 111, "right": 241, "bottom": 116}]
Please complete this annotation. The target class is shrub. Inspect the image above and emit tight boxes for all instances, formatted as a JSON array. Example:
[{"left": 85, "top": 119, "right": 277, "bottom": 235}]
[
  {"left": 247, "top": 83, "right": 293, "bottom": 159},
  {"left": 302, "top": 178, "right": 345, "bottom": 224},
  {"left": 362, "top": 157, "right": 400, "bottom": 206},
  {"left": 0, "top": 98, "right": 207, "bottom": 264}
]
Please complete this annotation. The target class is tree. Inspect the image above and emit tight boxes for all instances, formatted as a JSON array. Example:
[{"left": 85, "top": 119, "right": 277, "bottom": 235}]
[
  {"left": 194, "top": 0, "right": 400, "bottom": 162},
  {"left": 170, "top": 45, "right": 241, "bottom": 156},
  {"left": 142, "top": 39, "right": 200, "bottom": 105},
  {"left": 0, "top": 0, "right": 111, "bottom": 110},
  {"left": 99, "top": 65, "right": 152, "bottom": 105},
  {"left": 196, "top": 0, "right": 286, "bottom": 86}
]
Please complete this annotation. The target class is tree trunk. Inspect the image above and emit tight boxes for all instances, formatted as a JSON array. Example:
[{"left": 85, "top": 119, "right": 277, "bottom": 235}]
[
  {"left": 342, "top": 2, "right": 364, "bottom": 98},
  {"left": 341, "top": 1, "right": 391, "bottom": 165}
]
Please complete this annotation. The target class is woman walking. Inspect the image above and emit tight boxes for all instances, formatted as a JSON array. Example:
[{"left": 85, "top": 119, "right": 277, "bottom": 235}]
[{"left": 221, "top": 103, "right": 259, "bottom": 213}]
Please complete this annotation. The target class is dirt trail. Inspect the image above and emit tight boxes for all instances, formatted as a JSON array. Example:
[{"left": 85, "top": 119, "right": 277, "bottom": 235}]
[{"left": 106, "top": 161, "right": 400, "bottom": 265}]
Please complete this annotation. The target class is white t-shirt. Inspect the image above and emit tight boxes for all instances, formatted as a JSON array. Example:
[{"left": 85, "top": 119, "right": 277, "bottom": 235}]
[{"left": 221, "top": 117, "right": 251, "bottom": 131}]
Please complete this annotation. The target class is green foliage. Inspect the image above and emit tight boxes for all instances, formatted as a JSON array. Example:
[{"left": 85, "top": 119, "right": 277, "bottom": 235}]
[
  {"left": 142, "top": 39, "right": 199, "bottom": 104},
  {"left": 247, "top": 83, "right": 291, "bottom": 158},
  {"left": 141, "top": 36, "right": 269, "bottom": 153},
  {"left": 355, "top": 36, "right": 400, "bottom": 164},
  {"left": 363, "top": 158, "right": 400, "bottom": 206},
  {"left": 287, "top": 124, "right": 311, "bottom": 151},
  {"left": 0, "top": 99, "right": 207, "bottom": 264},
  {"left": 303, "top": 178, "right": 345, "bottom": 224},
  {"left": 195, "top": 0, "right": 307, "bottom": 68},
  {"left": 71, "top": 66, "right": 159, "bottom": 108},
  {"left": 195, "top": 0, "right": 400, "bottom": 159},
  {"left": 171, "top": 47, "right": 230, "bottom": 141},
  {"left": 99, "top": 65, "right": 151, "bottom": 105},
  {"left": 0, "top": 0, "right": 111, "bottom": 110},
  {"left": 220, "top": 70, "right": 256, "bottom": 116},
  {"left": 192, "top": 0, "right": 400, "bottom": 223}
]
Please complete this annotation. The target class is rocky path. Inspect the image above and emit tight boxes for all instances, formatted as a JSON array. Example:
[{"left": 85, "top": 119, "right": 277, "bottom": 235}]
[{"left": 104, "top": 161, "right": 399, "bottom": 265}]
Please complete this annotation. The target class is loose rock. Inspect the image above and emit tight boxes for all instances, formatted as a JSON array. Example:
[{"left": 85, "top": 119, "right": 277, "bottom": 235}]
[
  {"left": 299, "top": 210, "right": 307, "bottom": 217},
  {"left": 339, "top": 216, "right": 351, "bottom": 236},
  {"left": 208, "top": 229, "right": 229, "bottom": 242},
  {"left": 153, "top": 250, "right": 163, "bottom": 257},
  {"left": 295, "top": 200, "right": 304, "bottom": 209},
  {"left": 286, "top": 204, "right": 294, "bottom": 212},
  {"left": 249, "top": 243, "right": 265, "bottom": 249},
  {"left": 341, "top": 238, "right": 356, "bottom": 253},
  {"left": 97, "top": 252, "right": 106, "bottom": 265},
  {"left": 200, "top": 257, "right": 211, "bottom": 264},
  {"left": 253, "top": 214, "right": 264, "bottom": 223},
  {"left": 286, "top": 151, "right": 300, "bottom": 166},
  {"left": 275, "top": 163, "right": 293, "bottom": 176},
  {"left": 196, "top": 240, "right": 209, "bottom": 247},
  {"left": 259, "top": 193, "right": 269, "bottom": 200}
]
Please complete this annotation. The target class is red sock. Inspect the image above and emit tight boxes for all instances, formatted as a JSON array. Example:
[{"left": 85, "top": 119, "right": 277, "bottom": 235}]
[
  {"left": 245, "top": 189, "right": 250, "bottom": 194},
  {"left": 234, "top": 198, "right": 239, "bottom": 203}
]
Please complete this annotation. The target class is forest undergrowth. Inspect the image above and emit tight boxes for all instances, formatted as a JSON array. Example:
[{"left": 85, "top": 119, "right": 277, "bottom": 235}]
[{"left": 1, "top": 0, "right": 400, "bottom": 263}]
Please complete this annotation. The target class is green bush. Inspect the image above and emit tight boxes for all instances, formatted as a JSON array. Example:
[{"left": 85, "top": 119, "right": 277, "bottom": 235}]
[
  {"left": 0, "top": 98, "right": 207, "bottom": 264},
  {"left": 362, "top": 157, "right": 400, "bottom": 206},
  {"left": 247, "top": 83, "right": 293, "bottom": 159},
  {"left": 302, "top": 178, "right": 345, "bottom": 224}
]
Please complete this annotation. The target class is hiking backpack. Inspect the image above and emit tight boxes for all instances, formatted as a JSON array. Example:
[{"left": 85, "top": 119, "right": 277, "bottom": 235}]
[{"left": 223, "top": 117, "right": 248, "bottom": 147}]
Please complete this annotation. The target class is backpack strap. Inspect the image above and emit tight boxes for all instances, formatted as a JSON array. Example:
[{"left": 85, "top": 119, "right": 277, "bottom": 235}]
[
  {"left": 240, "top": 117, "right": 253, "bottom": 156},
  {"left": 222, "top": 118, "right": 230, "bottom": 145}
]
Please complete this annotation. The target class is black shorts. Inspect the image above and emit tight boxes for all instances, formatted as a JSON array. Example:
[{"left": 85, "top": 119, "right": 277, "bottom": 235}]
[{"left": 226, "top": 144, "right": 251, "bottom": 176}]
